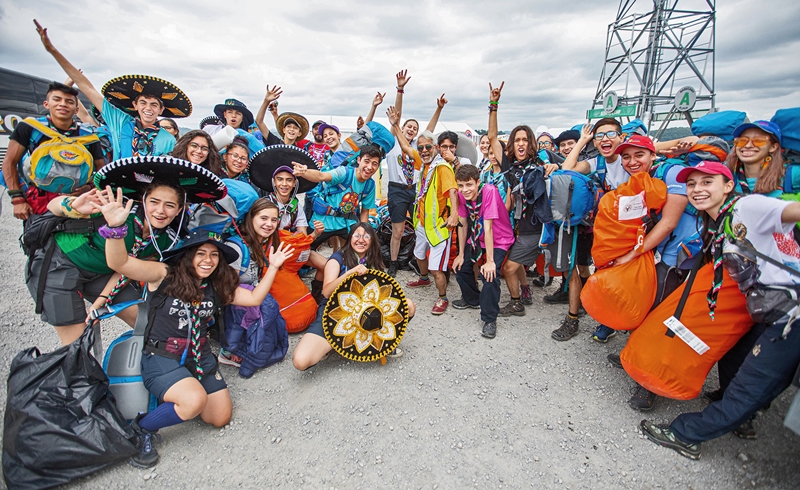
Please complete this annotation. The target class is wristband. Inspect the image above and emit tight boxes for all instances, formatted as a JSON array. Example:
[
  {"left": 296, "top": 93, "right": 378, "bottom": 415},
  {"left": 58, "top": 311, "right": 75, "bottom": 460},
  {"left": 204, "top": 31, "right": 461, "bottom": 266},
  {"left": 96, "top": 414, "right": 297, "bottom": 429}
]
[
  {"left": 11, "top": 197, "right": 27, "bottom": 205},
  {"left": 98, "top": 224, "right": 129, "bottom": 240},
  {"left": 98, "top": 295, "right": 108, "bottom": 300},
  {"left": 7, "top": 189, "right": 24, "bottom": 198},
  {"left": 488, "top": 106, "right": 498, "bottom": 113},
  {"left": 396, "top": 89, "right": 404, "bottom": 94},
  {"left": 489, "top": 101, "right": 498, "bottom": 106}
]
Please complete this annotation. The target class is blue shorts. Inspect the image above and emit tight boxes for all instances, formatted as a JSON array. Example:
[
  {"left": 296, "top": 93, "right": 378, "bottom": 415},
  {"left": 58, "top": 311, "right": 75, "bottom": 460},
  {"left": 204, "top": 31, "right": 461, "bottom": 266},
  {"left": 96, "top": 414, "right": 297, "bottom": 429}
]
[
  {"left": 305, "top": 301, "right": 327, "bottom": 338},
  {"left": 141, "top": 350, "right": 227, "bottom": 403}
]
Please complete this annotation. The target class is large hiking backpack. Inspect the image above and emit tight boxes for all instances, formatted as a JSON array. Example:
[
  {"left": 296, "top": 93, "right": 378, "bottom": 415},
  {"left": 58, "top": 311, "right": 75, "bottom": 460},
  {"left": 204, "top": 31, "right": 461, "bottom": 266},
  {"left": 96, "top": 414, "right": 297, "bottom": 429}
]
[
  {"left": 20, "top": 117, "right": 99, "bottom": 194},
  {"left": 310, "top": 166, "right": 375, "bottom": 218},
  {"left": 546, "top": 170, "right": 597, "bottom": 227},
  {"left": 691, "top": 110, "right": 748, "bottom": 141},
  {"left": 187, "top": 179, "right": 259, "bottom": 234}
]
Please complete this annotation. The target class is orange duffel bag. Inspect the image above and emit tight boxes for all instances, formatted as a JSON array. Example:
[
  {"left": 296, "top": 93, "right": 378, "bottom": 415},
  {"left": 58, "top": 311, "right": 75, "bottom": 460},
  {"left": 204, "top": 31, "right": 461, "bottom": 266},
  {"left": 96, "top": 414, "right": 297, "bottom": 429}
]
[
  {"left": 273, "top": 231, "right": 317, "bottom": 333},
  {"left": 580, "top": 251, "right": 657, "bottom": 330},
  {"left": 620, "top": 263, "right": 753, "bottom": 400},
  {"left": 591, "top": 172, "right": 667, "bottom": 268}
]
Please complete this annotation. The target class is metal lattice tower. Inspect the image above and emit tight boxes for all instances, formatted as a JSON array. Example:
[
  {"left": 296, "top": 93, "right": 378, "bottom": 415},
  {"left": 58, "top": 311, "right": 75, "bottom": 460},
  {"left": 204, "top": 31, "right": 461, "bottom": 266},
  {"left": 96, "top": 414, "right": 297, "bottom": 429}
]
[{"left": 592, "top": 0, "right": 716, "bottom": 131}]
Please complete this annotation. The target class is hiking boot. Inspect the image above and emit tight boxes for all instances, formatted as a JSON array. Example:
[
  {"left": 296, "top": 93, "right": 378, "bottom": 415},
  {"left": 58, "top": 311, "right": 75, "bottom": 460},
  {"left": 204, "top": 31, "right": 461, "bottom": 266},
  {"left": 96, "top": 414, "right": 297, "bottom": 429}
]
[
  {"left": 407, "top": 277, "right": 431, "bottom": 288},
  {"left": 130, "top": 414, "right": 160, "bottom": 469},
  {"left": 431, "top": 298, "right": 449, "bottom": 315},
  {"left": 387, "top": 261, "right": 399, "bottom": 277},
  {"left": 551, "top": 315, "right": 579, "bottom": 341},
  {"left": 629, "top": 385, "right": 656, "bottom": 411},
  {"left": 702, "top": 388, "right": 724, "bottom": 403},
  {"left": 592, "top": 324, "right": 617, "bottom": 343},
  {"left": 218, "top": 350, "right": 242, "bottom": 368},
  {"left": 481, "top": 321, "right": 497, "bottom": 339},
  {"left": 498, "top": 299, "right": 526, "bottom": 317},
  {"left": 543, "top": 288, "right": 570, "bottom": 304},
  {"left": 640, "top": 420, "right": 701, "bottom": 460},
  {"left": 452, "top": 298, "right": 480, "bottom": 310},
  {"left": 520, "top": 285, "right": 533, "bottom": 305},
  {"left": 531, "top": 272, "right": 553, "bottom": 288},
  {"left": 733, "top": 419, "right": 757, "bottom": 440},
  {"left": 607, "top": 353, "right": 623, "bottom": 369}
]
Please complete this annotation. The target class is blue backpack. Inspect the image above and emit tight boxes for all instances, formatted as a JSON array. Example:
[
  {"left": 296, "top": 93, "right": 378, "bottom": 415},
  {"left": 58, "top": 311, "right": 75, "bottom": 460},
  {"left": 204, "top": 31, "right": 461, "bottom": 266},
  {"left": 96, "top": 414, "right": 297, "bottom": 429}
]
[
  {"left": 547, "top": 170, "right": 598, "bottom": 227},
  {"left": 186, "top": 179, "right": 259, "bottom": 235},
  {"left": 691, "top": 110, "right": 748, "bottom": 141},
  {"left": 771, "top": 107, "right": 800, "bottom": 153}
]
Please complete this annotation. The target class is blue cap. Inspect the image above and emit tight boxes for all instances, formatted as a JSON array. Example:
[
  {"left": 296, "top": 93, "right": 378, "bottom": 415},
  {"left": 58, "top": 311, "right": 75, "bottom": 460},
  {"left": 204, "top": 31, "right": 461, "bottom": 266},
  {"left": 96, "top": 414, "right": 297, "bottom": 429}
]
[{"left": 733, "top": 120, "right": 782, "bottom": 145}]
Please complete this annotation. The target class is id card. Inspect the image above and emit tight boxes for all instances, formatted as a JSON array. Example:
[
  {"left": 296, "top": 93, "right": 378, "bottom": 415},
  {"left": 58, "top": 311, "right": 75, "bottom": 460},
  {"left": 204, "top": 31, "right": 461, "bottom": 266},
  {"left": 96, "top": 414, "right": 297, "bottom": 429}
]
[
  {"left": 618, "top": 191, "right": 647, "bottom": 220},
  {"left": 664, "top": 316, "right": 710, "bottom": 355}
]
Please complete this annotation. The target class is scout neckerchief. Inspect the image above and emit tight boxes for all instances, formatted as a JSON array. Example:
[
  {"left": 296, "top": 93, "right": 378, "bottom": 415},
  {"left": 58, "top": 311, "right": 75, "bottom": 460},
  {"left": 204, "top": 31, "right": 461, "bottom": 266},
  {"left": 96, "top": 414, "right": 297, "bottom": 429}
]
[
  {"left": 132, "top": 120, "right": 159, "bottom": 157},
  {"left": 188, "top": 282, "right": 209, "bottom": 380},
  {"left": 734, "top": 163, "right": 754, "bottom": 195},
  {"left": 414, "top": 156, "right": 447, "bottom": 205},
  {"left": 399, "top": 153, "right": 415, "bottom": 185},
  {"left": 466, "top": 183, "right": 485, "bottom": 261},
  {"left": 705, "top": 194, "right": 742, "bottom": 319},
  {"left": 268, "top": 192, "right": 298, "bottom": 227},
  {"left": 105, "top": 214, "right": 160, "bottom": 304}
]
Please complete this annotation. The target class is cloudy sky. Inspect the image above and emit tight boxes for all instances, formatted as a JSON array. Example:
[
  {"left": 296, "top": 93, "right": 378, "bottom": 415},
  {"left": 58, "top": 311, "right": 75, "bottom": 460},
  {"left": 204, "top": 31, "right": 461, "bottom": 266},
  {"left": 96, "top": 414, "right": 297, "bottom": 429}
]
[{"left": 2, "top": 0, "right": 798, "bottom": 131}]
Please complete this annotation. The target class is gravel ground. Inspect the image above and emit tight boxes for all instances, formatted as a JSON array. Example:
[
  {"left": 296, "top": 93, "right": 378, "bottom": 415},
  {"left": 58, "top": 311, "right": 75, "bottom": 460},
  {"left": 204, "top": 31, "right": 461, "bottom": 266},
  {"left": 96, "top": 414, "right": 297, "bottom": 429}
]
[{"left": 1, "top": 193, "right": 799, "bottom": 489}]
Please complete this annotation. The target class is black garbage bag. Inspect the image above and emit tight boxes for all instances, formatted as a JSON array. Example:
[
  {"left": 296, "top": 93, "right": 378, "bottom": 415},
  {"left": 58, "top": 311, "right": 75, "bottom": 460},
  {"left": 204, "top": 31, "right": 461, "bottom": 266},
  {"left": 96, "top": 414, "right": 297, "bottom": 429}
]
[
  {"left": 379, "top": 217, "right": 416, "bottom": 270},
  {"left": 3, "top": 325, "right": 137, "bottom": 489}
]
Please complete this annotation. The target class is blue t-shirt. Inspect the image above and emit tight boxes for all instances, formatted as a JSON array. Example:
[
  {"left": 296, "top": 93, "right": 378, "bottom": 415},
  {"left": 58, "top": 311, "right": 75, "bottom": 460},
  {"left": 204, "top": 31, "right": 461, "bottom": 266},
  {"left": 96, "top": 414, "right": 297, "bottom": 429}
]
[
  {"left": 656, "top": 165, "right": 702, "bottom": 267},
  {"left": 312, "top": 166, "right": 377, "bottom": 232},
  {"left": 102, "top": 99, "right": 175, "bottom": 161},
  {"left": 734, "top": 177, "right": 783, "bottom": 198}
]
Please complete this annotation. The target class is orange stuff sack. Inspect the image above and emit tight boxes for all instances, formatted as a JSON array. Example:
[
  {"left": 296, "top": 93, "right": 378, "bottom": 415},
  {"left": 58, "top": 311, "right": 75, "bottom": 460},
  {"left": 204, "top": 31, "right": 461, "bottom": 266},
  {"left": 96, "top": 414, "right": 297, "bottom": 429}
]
[
  {"left": 620, "top": 264, "right": 753, "bottom": 400},
  {"left": 273, "top": 230, "right": 317, "bottom": 333},
  {"left": 580, "top": 251, "right": 657, "bottom": 330},
  {"left": 591, "top": 172, "right": 668, "bottom": 267},
  {"left": 535, "top": 254, "right": 559, "bottom": 279}
]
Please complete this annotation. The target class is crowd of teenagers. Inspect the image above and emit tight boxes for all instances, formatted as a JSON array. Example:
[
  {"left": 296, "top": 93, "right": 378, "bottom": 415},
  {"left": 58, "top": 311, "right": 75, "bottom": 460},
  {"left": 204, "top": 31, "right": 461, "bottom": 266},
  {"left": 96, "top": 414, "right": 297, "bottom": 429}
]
[{"left": 2, "top": 19, "right": 800, "bottom": 470}]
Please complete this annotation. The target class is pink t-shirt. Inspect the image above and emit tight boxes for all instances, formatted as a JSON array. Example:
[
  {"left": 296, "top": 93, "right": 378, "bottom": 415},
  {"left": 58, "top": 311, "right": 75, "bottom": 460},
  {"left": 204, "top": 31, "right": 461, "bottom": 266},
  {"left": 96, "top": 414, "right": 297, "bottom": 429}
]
[{"left": 458, "top": 183, "right": 515, "bottom": 251}]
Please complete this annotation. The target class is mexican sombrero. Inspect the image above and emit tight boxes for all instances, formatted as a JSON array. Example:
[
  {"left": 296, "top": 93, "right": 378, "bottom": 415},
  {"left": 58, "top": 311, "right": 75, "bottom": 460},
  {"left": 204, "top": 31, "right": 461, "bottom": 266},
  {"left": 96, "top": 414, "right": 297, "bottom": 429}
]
[
  {"left": 214, "top": 99, "right": 254, "bottom": 130},
  {"left": 249, "top": 144, "right": 319, "bottom": 194},
  {"left": 322, "top": 269, "right": 410, "bottom": 362},
  {"left": 94, "top": 155, "right": 227, "bottom": 203},
  {"left": 276, "top": 112, "right": 309, "bottom": 141},
  {"left": 101, "top": 75, "right": 192, "bottom": 118},
  {"left": 200, "top": 115, "right": 223, "bottom": 130}
]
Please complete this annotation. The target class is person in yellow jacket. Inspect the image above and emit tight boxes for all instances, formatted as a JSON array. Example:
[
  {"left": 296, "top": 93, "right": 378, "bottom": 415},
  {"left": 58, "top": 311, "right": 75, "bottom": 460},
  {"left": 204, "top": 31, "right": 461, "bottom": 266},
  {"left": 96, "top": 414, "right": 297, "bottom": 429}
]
[{"left": 388, "top": 106, "right": 459, "bottom": 315}]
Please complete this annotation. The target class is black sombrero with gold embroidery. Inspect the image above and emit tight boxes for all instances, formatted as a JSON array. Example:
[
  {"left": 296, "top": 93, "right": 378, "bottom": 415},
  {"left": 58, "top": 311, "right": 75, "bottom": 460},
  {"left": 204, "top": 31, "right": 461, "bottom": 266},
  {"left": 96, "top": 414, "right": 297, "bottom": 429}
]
[
  {"left": 322, "top": 269, "right": 410, "bottom": 362},
  {"left": 101, "top": 75, "right": 192, "bottom": 118},
  {"left": 249, "top": 144, "right": 319, "bottom": 194},
  {"left": 93, "top": 155, "right": 227, "bottom": 203}
]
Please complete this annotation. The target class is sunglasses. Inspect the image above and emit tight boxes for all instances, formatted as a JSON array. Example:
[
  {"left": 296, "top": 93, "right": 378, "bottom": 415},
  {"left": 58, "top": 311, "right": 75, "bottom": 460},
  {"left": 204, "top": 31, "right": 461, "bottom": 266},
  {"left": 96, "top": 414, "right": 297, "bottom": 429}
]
[
  {"left": 188, "top": 142, "right": 210, "bottom": 153},
  {"left": 734, "top": 136, "right": 772, "bottom": 148},
  {"left": 417, "top": 144, "right": 434, "bottom": 151},
  {"left": 594, "top": 131, "right": 620, "bottom": 141}
]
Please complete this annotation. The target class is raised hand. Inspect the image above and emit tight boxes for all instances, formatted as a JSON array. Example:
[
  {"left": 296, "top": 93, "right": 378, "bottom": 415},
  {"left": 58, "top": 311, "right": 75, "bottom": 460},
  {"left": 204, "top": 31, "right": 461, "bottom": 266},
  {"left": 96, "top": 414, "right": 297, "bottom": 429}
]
[
  {"left": 268, "top": 241, "right": 296, "bottom": 269},
  {"left": 33, "top": 19, "right": 56, "bottom": 53},
  {"left": 265, "top": 85, "right": 283, "bottom": 103},
  {"left": 436, "top": 94, "right": 448, "bottom": 109},
  {"left": 92, "top": 186, "right": 133, "bottom": 227},
  {"left": 386, "top": 106, "right": 400, "bottom": 126},
  {"left": 579, "top": 123, "right": 594, "bottom": 143},
  {"left": 70, "top": 189, "right": 104, "bottom": 215},
  {"left": 396, "top": 69, "right": 411, "bottom": 89},
  {"left": 372, "top": 92, "right": 386, "bottom": 107},
  {"left": 489, "top": 81, "right": 504, "bottom": 103},
  {"left": 292, "top": 161, "right": 308, "bottom": 176},
  {"left": 356, "top": 116, "right": 365, "bottom": 129}
]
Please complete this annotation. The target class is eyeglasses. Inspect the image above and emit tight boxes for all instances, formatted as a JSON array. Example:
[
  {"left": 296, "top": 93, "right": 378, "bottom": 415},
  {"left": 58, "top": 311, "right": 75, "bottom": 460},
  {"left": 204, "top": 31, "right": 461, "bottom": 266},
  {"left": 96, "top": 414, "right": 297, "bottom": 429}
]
[
  {"left": 188, "top": 142, "right": 210, "bottom": 153},
  {"left": 417, "top": 144, "right": 433, "bottom": 151},
  {"left": 159, "top": 124, "right": 175, "bottom": 131},
  {"left": 538, "top": 141, "right": 553, "bottom": 147},
  {"left": 439, "top": 144, "right": 456, "bottom": 151},
  {"left": 227, "top": 153, "right": 248, "bottom": 163},
  {"left": 594, "top": 131, "right": 620, "bottom": 141},
  {"left": 734, "top": 136, "right": 772, "bottom": 148},
  {"left": 352, "top": 234, "right": 372, "bottom": 241}
]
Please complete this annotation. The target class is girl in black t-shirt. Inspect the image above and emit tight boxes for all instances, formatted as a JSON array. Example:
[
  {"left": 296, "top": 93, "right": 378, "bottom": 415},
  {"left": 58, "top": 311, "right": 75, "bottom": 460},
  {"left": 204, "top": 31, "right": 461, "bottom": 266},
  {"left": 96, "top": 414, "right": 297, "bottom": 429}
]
[{"left": 93, "top": 187, "right": 294, "bottom": 469}]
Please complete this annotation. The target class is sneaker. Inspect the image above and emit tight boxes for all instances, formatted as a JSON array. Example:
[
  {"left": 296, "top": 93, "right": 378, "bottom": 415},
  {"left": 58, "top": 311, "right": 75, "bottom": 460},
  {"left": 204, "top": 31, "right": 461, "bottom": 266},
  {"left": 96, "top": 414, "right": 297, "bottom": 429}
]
[
  {"left": 452, "top": 298, "right": 480, "bottom": 310},
  {"left": 130, "top": 415, "right": 160, "bottom": 469},
  {"left": 640, "top": 420, "right": 701, "bottom": 460},
  {"left": 733, "top": 419, "right": 757, "bottom": 440},
  {"left": 431, "top": 298, "right": 449, "bottom": 315},
  {"left": 387, "top": 347, "right": 404, "bottom": 358},
  {"left": 531, "top": 272, "right": 553, "bottom": 288},
  {"left": 551, "top": 315, "right": 579, "bottom": 341},
  {"left": 520, "top": 285, "right": 533, "bottom": 305},
  {"left": 387, "top": 261, "right": 399, "bottom": 277},
  {"left": 607, "top": 353, "right": 623, "bottom": 369},
  {"left": 592, "top": 325, "right": 617, "bottom": 343},
  {"left": 577, "top": 306, "right": 587, "bottom": 317},
  {"left": 543, "top": 288, "right": 570, "bottom": 304},
  {"left": 629, "top": 385, "right": 656, "bottom": 411},
  {"left": 218, "top": 350, "right": 242, "bottom": 368},
  {"left": 498, "top": 299, "right": 525, "bottom": 317},
  {"left": 408, "top": 260, "right": 420, "bottom": 276},
  {"left": 481, "top": 321, "right": 497, "bottom": 339},
  {"left": 702, "top": 388, "right": 724, "bottom": 403},
  {"left": 407, "top": 277, "right": 431, "bottom": 288}
]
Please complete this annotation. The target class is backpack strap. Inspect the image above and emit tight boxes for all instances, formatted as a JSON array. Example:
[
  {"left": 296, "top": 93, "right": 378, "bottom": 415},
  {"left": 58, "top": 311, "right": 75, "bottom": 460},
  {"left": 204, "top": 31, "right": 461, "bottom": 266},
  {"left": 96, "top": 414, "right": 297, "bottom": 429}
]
[
  {"left": 141, "top": 280, "right": 170, "bottom": 341},
  {"left": 118, "top": 120, "right": 136, "bottom": 159},
  {"left": 784, "top": 163, "right": 800, "bottom": 194},
  {"left": 22, "top": 117, "right": 62, "bottom": 140},
  {"left": 226, "top": 235, "right": 251, "bottom": 274}
]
